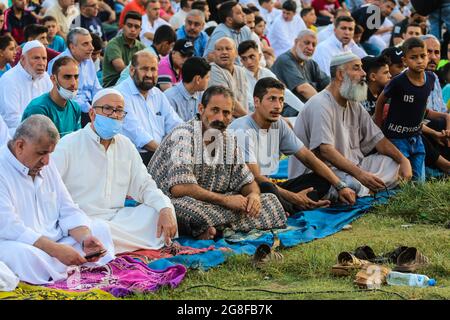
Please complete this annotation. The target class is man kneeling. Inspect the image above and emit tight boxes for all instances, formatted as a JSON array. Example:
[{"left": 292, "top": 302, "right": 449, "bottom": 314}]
[
  {"left": 148, "top": 85, "right": 287, "bottom": 239},
  {"left": 0, "top": 115, "right": 114, "bottom": 285}
]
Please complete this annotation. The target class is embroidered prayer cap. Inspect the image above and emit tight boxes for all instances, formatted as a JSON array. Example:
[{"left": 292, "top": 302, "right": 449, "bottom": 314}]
[
  {"left": 330, "top": 51, "right": 360, "bottom": 67},
  {"left": 22, "top": 40, "right": 46, "bottom": 55},
  {"left": 92, "top": 88, "right": 124, "bottom": 106}
]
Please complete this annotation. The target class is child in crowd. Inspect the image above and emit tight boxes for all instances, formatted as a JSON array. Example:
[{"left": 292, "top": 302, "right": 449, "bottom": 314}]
[
  {"left": 374, "top": 37, "right": 438, "bottom": 182},
  {"left": 43, "top": 16, "right": 66, "bottom": 52},
  {"left": 361, "top": 55, "right": 391, "bottom": 116},
  {"left": 381, "top": 46, "right": 406, "bottom": 77},
  {"left": 0, "top": 35, "right": 16, "bottom": 78}
]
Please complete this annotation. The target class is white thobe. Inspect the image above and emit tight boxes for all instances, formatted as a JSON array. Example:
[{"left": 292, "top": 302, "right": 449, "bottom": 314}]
[
  {"left": 317, "top": 24, "right": 333, "bottom": 43},
  {"left": 0, "top": 114, "right": 10, "bottom": 147},
  {"left": 0, "top": 63, "right": 52, "bottom": 134},
  {"left": 140, "top": 16, "right": 170, "bottom": 47},
  {"left": 258, "top": 6, "right": 282, "bottom": 28},
  {"left": 312, "top": 34, "right": 367, "bottom": 76},
  {"left": 267, "top": 14, "right": 307, "bottom": 57},
  {"left": 288, "top": 90, "right": 400, "bottom": 198},
  {"left": 244, "top": 67, "right": 304, "bottom": 113},
  {"left": 0, "top": 145, "right": 114, "bottom": 285},
  {"left": 0, "top": 261, "right": 18, "bottom": 292},
  {"left": 52, "top": 125, "right": 177, "bottom": 253}
]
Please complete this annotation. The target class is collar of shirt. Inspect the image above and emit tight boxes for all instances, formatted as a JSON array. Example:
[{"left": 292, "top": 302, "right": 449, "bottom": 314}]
[
  {"left": 125, "top": 76, "right": 156, "bottom": 99},
  {"left": 330, "top": 33, "right": 348, "bottom": 51},
  {"left": 84, "top": 123, "right": 117, "bottom": 145},
  {"left": 3, "top": 145, "right": 31, "bottom": 177},
  {"left": 121, "top": 33, "right": 137, "bottom": 48}
]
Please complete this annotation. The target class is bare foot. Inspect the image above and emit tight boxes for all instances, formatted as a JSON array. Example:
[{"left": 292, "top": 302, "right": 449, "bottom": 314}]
[{"left": 197, "top": 227, "right": 217, "bottom": 240}]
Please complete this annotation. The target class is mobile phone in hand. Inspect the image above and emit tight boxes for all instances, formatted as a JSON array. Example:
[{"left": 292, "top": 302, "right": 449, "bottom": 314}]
[{"left": 85, "top": 249, "right": 107, "bottom": 260}]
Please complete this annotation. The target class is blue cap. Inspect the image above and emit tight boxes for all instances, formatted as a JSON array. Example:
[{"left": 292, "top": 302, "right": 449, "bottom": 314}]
[{"left": 428, "top": 279, "right": 436, "bottom": 286}]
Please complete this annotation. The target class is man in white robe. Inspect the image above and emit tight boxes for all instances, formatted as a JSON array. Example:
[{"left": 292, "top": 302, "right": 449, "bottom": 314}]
[
  {"left": 0, "top": 41, "right": 53, "bottom": 135},
  {"left": 0, "top": 115, "right": 114, "bottom": 285},
  {"left": 289, "top": 52, "right": 412, "bottom": 198},
  {"left": 52, "top": 89, "right": 178, "bottom": 254}
]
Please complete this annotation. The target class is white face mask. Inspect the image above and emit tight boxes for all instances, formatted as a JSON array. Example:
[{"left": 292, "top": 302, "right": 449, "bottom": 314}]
[{"left": 56, "top": 79, "right": 78, "bottom": 100}]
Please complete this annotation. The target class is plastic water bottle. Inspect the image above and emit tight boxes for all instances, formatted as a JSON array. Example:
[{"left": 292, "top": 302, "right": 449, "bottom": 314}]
[{"left": 386, "top": 271, "right": 436, "bottom": 288}]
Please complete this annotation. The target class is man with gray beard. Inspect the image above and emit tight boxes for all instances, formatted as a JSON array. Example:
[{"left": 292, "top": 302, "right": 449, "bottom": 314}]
[
  {"left": 289, "top": 52, "right": 412, "bottom": 199},
  {"left": 271, "top": 30, "right": 330, "bottom": 103}
]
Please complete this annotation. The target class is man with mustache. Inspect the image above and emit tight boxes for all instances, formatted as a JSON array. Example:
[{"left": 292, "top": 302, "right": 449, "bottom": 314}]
[
  {"left": 0, "top": 40, "right": 52, "bottom": 134},
  {"left": 115, "top": 50, "right": 182, "bottom": 166},
  {"left": 271, "top": 29, "right": 330, "bottom": 105},
  {"left": 48, "top": 27, "right": 102, "bottom": 127},
  {"left": 148, "top": 85, "right": 287, "bottom": 240},
  {"left": 176, "top": 9, "right": 209, "bottom": 57},
  {"left": 230, "top": 77, "right": 356, "bottom": 215},
  {"left": 313, "top": 15, "right": 367, "bottom": 77},
  {"left": 52, "top": 89, "right": 178, "bottom": 253},
  {"left": 290, "top": 52, "right": 412, "bottom": 198},
  {"left": 0, "top": 115, "right": 114, "bottom": 285}
]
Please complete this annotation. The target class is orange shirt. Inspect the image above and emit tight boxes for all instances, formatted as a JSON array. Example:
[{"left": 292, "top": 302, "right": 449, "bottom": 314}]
[{"left": 119, "top": 0, "right": 146, "bottom": 28}]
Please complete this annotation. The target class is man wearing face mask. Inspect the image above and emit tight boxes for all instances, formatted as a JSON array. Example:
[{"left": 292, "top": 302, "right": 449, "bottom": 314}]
[
  {"left": 22, "top": 57, "right": 81, "bottom": 137},
  {"left": 0, "top": 40, "right": 53, "bottom": 134},
  {"left": 116, "top": 50, "right": 183, "bottom": 166},
  {"left": 48, "top": 28, "right": 102, "bottom": 127},
  {"left": 52, "top": 88, "right": 178, "bottom": 253},
  {"left": 289, "top": 52, "right": 412, "bottom": 199},
  {"left": 148, "top": 85, "right": 287, "bottom": 240}
]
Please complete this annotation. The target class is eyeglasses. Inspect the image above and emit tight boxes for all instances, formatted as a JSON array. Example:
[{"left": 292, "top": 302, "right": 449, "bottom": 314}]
[{"left": 94, "top": 105, "right": 127, "bottom": 119}]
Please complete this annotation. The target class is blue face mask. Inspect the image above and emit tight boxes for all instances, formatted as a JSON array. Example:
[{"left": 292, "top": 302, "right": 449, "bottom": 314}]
[{"left": 93, "top": 114, "right": 123, "bottom": 140}]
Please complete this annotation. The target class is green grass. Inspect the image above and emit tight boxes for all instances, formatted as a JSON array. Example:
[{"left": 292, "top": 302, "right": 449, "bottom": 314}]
[{"left": 138, "top": 180, "right": 450, "bottom": 300}]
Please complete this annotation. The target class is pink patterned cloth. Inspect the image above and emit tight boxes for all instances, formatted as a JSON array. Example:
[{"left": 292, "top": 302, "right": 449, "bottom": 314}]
[{"left": 47, "top": 256, "right": 187, "bottom": 297}]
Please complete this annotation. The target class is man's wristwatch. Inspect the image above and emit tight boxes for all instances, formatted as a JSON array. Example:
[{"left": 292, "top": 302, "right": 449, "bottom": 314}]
[{"left": 334, "top": 180, "right": 348, "bottom": 191}]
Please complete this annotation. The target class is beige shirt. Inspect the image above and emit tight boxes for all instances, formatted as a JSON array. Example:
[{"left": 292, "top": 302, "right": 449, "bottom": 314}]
[
  {"left": 44, "top": 3, "right": 80, "bottom": 35},
  {"left": 288, "top": 89, "right": 385, "bottom": 178},
  {"left": 208, "top": 62, "right": 249, "bottom": 112}
]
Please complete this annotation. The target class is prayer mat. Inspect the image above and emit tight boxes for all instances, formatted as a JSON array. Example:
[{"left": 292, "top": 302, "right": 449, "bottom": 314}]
[
  {"left": 0, "top": 282, "right": 116, "bottom": 300},
  {"left": 46, "top": 256, "right": 187, "bottom": 298}
]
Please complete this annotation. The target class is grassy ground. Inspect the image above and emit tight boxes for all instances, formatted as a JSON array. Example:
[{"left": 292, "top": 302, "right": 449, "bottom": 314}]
[{"left": 141, "top": 180, "right": 450, "bottom": 300}]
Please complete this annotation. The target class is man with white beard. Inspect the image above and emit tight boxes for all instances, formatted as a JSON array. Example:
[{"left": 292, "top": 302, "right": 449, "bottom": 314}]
[{"left": 289, "top": 52, "right": 412, "bottom": 199}]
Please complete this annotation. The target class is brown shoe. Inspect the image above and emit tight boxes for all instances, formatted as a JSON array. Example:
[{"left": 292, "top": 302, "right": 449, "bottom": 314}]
[
  {"left": 354, "top": 265, "right": 391, "bottom": 289},
  {"left": 331, "top": 252, "right": 371, "bottom": 277},
  {"left": 252, "top": 233, "right": 284, "bottom": 268},
  {"left": 393, "top": 247, "right": 430, "bottom": 273}
]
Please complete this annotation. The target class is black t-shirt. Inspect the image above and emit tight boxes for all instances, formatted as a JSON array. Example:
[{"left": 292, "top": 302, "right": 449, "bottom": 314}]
[
  {"left": 361, "top": 87, "right": 378, "bottom": 115},
  {"left": 352, "top": 5, "right": 386, "bottom": 43},
  {"left": 382, "top": 71, "right": 435, "bottom": 139},
  {"left": 389, "top": 18, "right": 408, "bottom": 46}
]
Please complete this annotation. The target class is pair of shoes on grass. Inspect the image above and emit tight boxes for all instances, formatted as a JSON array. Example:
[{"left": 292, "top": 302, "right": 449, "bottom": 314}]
[{"left": 331, "top": 246, "right": 430, "bottom": 289}]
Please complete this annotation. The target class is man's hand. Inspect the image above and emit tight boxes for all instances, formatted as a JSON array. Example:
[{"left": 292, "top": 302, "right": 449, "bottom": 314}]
[
  {"left": 222, "top": 194, "right": 248, "bottom": 212},
  {"left": 245, "top": 193, "right": 261, "bottom": 217},
  {"left": 53, "top": 244, "right": 87, "bottom": 266},
  {"left": 291, "top": 187, "right": 331, "bottom": 210},
  {"left": 398, "top": 159, "right": 413, "bottom": 181},
  {"left": 356, "top": 171, "right": 386, "bottom": 192},
  {"left": 338, "top": 187, "right": 356, "bottom": 205},
  {"left": 431, "top": 129, "right": 450, "bottom": 147},
  {"left": 157, "top": 207, "right": 177, "bottom": 246},
  {"left": 82, "top": 236, "right": 107, "bottom": 263}
]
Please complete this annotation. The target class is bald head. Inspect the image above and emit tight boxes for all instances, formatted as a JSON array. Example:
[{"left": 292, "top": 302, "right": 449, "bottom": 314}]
[
  {"left": 214, "top": 37, "right": 237, "bottom": 69},
  {"left": 21, "top": 46, "right": 47, "bottom": 78}
]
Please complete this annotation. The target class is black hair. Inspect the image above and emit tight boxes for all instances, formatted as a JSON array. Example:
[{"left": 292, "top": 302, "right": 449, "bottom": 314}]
[
  {"left": 362, "top": 55, "right": 390, "bottom": 76},
  {"left": 334, "top": 15, "right": 355, "bottom": 28},
  {"left": 51, "top": 56, "right": 78, "bottom": 75},
  {"left": 42, "top": 15, "right": 58, "bottom": 24},
  {"left": 255, "top": 15, "right": 265, "bottom": 26},
  {"left": 237, "top": 40, "right": 258, "bottom": 56},
  {"left": 0, "top": 35, "right": 14, "bottom": 50},
  {"left": 354, "top": 24, "right": 364, "bottom": 35},
  {"left": 24, "top": 24, "right": 48, "bottom": 41},
  {"left": 258, "top": 0, "right": 271, "bottom": 5},
  {"left": 201, "top": 85, "right": 234, "bottom": 108},
  {"left": 218, "top": 1, "right": 239, "bottom": 24},
  {"left": 191, "top": 0, "right": 207, "bottom": 11},
  {"left": 249, "top": 6, "right": 259, "bottom": 13},
  {"left": 253, "top": 77, "right": 285, "bottom": 100},
  {"left": 301, "top": 7, "right": 314, "bottom": 18},
  {"left": 242, "top": 7, "right": 253, "bottom": 15},
  {"left": 402, "top": 37, "right": 425, "bottom": 55},
  {"left": 282, "top": 0, "right": 297, "bottom": 13},
  {"left": 124, "top": 11, "right": 143, "bottom": 24},
  {"left": 153, "top": 25, "right": 177, "bottom": 45},
  {"left": 182, "top": 57, "right": 211, "bottom": 83},
  {"left": 405, "top": 23, "right": 422, "bottom": 32},
  {"left": 204, "top": 26, "right": 216, "bottom": 36},
  {"left": 90, "top": 32, "right": 103, "bottom": 51}
]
